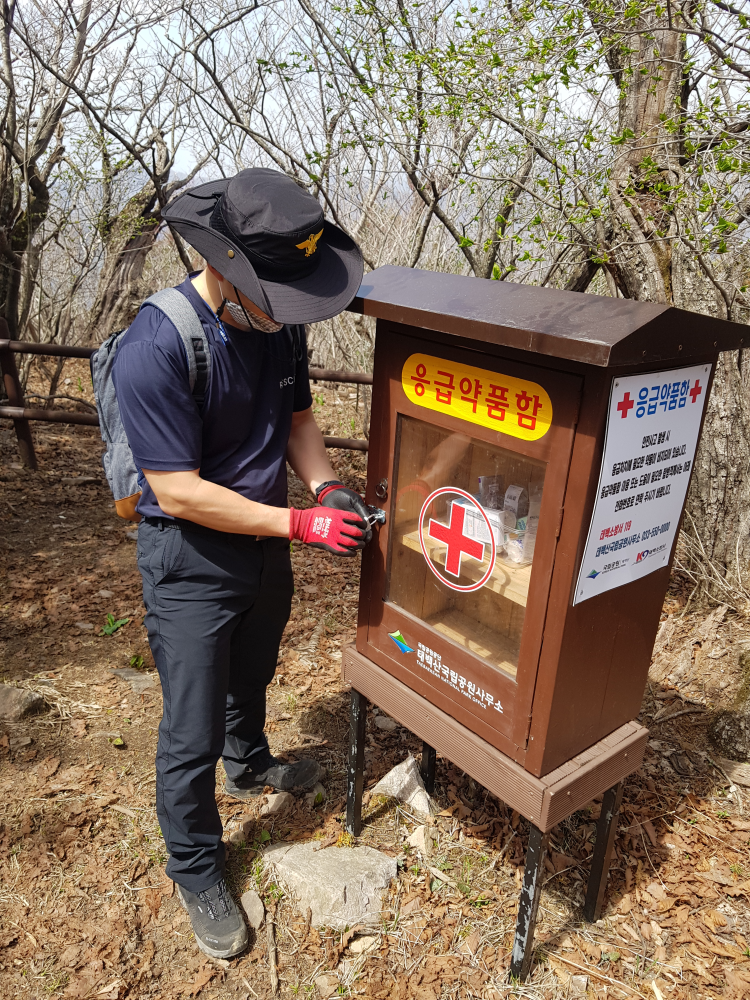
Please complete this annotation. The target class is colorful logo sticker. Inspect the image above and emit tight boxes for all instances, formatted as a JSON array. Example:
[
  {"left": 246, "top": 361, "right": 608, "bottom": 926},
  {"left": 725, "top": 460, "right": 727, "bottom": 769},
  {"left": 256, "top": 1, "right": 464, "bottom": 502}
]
[
  {"left": 402, "top": 353, "right": 552, "bottom": 441},
  {"left": 388, "top": 630, "right": 414, "bottom": 653},
  {"left": 418, "top": 488, "right": 497, "bottom": 593}
]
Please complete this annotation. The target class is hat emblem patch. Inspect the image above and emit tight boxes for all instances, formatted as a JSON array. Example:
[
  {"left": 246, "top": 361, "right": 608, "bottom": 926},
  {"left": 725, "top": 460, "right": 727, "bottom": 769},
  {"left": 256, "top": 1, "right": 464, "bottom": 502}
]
[{"left": 296, "top": 228, "right": 324, "bottom": 257}]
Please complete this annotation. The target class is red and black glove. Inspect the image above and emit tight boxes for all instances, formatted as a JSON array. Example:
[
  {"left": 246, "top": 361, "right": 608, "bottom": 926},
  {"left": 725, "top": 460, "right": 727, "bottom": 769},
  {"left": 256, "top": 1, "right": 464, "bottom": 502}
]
[
  {"left": 315, "top": 480, "right": 373, "bottom": 543},
  {"left": 289, "top": 505, "right": 367, "bottom": 556}
]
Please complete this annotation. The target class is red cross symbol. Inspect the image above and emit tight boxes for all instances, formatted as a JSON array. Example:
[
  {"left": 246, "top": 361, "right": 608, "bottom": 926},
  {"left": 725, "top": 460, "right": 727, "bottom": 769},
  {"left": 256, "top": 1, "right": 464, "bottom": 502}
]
[
  {"left": 617, "top": 392, "right": 634, "bottom": 418},
  {"left": 428, "top": 503, "right": 485, "bottom": 578},
  {"left": 689, "top": 379, "right": 702, "bottom": 403}
]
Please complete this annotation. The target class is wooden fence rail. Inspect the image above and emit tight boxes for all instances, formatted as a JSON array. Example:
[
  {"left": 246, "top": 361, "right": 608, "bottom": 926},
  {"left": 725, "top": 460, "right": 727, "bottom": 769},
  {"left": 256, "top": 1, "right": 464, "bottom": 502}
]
[{"left": 0, "top": 322, "right": 371, "bottom": 470}]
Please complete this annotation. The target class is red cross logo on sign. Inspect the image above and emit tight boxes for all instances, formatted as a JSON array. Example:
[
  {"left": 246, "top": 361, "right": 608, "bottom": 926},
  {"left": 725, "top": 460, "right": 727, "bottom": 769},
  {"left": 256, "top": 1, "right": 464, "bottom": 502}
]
[
  {"left": 419, "top": 488, "right": 497, "bottom": 593},
  {"left": 617, "top": 392, "right": 634, "bottom": 418},
  {"left": 428, "top": 503, "right": 485, "bottom": 577},
  {"left": 690, "top": 379, "right": 702, "bottom": 403}
]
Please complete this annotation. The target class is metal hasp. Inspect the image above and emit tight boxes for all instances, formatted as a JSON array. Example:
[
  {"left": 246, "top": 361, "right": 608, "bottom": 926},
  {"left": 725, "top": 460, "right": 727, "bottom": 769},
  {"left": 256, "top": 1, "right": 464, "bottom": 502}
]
[
  {"left": 584, "top": 780, "right": 625, "bottom": 922},
  {"left": 509, "top": 825, "right": 550, "bottom": 980},
  {"left": 346, "top": 689, "right": 368, "bottom": 836}
]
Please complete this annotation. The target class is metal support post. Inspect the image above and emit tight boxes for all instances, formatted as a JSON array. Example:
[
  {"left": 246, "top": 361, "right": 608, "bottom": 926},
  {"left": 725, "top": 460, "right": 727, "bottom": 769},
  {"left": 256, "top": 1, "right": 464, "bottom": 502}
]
[
  {"left": 346, "top": 689, "right": 368, "bottom": 836},
  {"left": 420, "top": 741, "right": 436, "bottom": 795},
  {"left": 584, "top": 780, "right": 625, "bottom": 922},
  {"left": 0, "top": 323, "right": 37, "bottom": 470},
  {"left": 509, "top": 825, "right": 550, "bottom": 981}
]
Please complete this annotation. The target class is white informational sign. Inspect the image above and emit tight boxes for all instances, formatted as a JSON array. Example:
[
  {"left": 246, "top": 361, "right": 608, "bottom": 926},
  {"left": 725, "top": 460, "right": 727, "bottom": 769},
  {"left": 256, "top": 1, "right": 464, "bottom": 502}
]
[{"left": 574, "top": 363, "right": 712, "bottom": 605}]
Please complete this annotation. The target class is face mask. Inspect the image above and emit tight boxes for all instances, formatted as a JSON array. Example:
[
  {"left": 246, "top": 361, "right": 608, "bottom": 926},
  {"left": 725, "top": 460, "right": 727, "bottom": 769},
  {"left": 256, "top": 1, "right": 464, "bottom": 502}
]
[{"left": 218, "top": 281, "right": 284, "bottom": 333}]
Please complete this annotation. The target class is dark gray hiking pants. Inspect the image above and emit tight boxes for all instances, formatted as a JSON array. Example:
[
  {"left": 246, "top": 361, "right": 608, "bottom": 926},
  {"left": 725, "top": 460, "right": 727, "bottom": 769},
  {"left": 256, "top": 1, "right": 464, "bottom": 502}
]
[{"left": 137, "top": 518, "right": 293, "bottom": 893}]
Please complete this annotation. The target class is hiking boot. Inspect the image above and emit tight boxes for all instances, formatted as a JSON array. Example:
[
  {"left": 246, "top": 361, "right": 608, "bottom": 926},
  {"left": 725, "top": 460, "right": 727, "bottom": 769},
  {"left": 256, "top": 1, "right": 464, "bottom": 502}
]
[
  {"left": 177, "top": 879, "right": 248, "bottom": 959},
  {"left": 224, "top": 748, "right": 321, "bottom": 799}
]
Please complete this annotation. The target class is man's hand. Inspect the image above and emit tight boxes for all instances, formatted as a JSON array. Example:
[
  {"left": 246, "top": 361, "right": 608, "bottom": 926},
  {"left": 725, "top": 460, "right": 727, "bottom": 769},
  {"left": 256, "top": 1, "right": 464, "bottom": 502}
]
[
  {"left": 316, "top": 481, "right": 373, "bottom": 543},
  {"left": 289, "top": 505, "right": 366, "bottom": 556}
]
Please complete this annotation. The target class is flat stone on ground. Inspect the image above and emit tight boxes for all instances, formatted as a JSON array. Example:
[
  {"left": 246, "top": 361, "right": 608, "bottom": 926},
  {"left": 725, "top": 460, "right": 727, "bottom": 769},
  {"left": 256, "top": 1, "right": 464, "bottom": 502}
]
[
  {"left": 265, "top": 842, "right": 396, "bottom": 930},
  {"left": 314, "top": 973, "right": 339, "bottom": 998},
  {"left": 240, "top": 888, "right": 265, "bottom": 929},
  {"left": 406, "top": 824, "right": 435, "bottom": 857},
  {"left": 0, "top": 685, "right": 45, "bottom": 721},
  {"left": 370, "top": 754, "right": 432, "bottom": 817},
  {"left": 110, "top": 667, "right": 156, "bottom": 694},
  {"left": 348, "top": 934, "right": 378, "bottom": 955},
  {"left": 374, "top": 715, "right": 398, "bottom": 731},
  {"left": 260, "top": 791, "right": 294, "bottom": 817}
]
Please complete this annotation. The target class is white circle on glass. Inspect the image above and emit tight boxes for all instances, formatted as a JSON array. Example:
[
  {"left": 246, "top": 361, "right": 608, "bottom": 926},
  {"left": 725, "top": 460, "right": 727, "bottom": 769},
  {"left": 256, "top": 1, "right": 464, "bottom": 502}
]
[{"left": 418, "top": 487, "right": 497, "bottom": 593}]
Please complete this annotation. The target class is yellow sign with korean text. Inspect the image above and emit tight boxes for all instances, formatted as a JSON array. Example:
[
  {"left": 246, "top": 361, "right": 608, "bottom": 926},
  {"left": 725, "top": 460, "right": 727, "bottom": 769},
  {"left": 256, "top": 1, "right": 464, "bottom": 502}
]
[{"left": 401, "top": 353, "right": 553, "bottom": 441}]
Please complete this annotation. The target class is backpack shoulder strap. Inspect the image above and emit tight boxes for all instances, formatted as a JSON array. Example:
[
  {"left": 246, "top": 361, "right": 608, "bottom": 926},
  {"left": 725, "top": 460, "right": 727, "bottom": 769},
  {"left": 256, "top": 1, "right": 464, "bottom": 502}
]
[{"left": 142, "top": 287, "right": 211, "bottom": 404}]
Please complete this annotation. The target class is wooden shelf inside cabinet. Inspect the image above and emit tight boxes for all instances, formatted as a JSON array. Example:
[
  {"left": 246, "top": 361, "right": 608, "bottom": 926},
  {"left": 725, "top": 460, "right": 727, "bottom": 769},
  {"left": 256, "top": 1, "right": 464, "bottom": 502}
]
[
  {"left": 400, "top": 527, "right": 532, "bottom": 607},
  {"left": 428, "top": 608, "right": 519, "bottom": 679}
]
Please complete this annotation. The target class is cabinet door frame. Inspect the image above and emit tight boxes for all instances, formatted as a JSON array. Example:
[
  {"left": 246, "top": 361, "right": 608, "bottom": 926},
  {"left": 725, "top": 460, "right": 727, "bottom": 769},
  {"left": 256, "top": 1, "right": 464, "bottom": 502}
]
[{"left": 359, "top": 324, "right": 583, "bottom": 756}]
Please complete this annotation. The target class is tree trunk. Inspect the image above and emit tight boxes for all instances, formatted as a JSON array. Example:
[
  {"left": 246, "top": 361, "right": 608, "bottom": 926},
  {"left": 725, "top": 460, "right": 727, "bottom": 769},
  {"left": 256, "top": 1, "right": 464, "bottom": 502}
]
[
  {"left": 86, "top": 179, "right": 164, "bottom": 343},
  {"left": 589, "top": 4, "right": 750, "bottom": 602}
]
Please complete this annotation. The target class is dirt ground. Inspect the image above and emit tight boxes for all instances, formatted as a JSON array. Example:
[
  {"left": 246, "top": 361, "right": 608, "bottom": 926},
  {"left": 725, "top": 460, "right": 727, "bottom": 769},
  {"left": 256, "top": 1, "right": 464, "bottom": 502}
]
[{"left": 0, "top": 364, "right": 749, "bottom": 1000}]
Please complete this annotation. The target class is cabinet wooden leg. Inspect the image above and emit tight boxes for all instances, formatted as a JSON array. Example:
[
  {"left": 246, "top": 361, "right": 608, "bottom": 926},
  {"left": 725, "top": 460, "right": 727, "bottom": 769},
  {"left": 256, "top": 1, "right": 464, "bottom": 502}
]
[
  {"left": 509, "top": 824, "right": 549, "bottom": 981},
  {"left": 346, "top": 689, "right": 368, "bottom": 837},
  {"left": 584, "top": 780, "right": 624, "bottom": 922},
  {"left": 420, "top": 741, "right": 436, "bottom": 795}
]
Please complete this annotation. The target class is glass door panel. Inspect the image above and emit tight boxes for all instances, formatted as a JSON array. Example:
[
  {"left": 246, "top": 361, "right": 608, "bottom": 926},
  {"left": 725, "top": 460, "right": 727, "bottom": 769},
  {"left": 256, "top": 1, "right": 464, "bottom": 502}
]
[{"left": 387, "top": 415, "right": 547, "bottom": 679}]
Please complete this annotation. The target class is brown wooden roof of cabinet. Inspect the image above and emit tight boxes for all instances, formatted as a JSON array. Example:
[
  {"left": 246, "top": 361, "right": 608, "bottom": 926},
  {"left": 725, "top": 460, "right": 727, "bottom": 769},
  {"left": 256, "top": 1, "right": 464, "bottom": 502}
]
[{"left": 350, "top": 264, "right": 745, "bottom": 366}]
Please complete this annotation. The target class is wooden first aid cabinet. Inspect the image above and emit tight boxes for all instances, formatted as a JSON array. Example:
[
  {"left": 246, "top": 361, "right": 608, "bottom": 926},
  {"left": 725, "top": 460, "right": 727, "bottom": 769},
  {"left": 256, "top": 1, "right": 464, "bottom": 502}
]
[{"left": 347, "top": 266, "right": 744, "bottom": 780}]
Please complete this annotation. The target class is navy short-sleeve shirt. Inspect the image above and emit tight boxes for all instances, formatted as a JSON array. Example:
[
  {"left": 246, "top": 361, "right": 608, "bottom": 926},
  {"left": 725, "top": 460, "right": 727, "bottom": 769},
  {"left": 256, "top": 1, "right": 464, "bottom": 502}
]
[{"left": 112, "top": 275, "right": 313, "bottom": 519}]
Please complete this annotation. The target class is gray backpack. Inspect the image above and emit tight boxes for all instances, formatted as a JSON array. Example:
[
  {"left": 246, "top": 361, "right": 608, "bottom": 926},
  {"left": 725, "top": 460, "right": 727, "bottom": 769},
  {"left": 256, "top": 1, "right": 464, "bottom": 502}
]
[{"left": 91, "top": 288, "right": 211, "bottom": 522}]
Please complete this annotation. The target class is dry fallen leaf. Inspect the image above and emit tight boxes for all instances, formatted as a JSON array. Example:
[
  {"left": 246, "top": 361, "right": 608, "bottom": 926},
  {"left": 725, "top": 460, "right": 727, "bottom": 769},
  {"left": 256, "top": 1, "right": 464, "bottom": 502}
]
[
  {"left": 702, "top": 908, "right": 728, "bottom": 932},
  {"left": 186, "top": 962, "right": 218, "bottom": 997},
  {"left": 462, "top": 929, "right": 481, "bottom": 955},
  {"left": 35, "top": 755, "right": 60, "bottom": 778}
]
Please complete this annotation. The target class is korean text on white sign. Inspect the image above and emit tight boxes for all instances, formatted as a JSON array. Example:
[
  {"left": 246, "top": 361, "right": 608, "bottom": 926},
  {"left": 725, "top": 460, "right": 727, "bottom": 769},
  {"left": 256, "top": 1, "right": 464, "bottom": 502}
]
[{"left": 574, "top": 364, "right": 711, "bottom": 605}]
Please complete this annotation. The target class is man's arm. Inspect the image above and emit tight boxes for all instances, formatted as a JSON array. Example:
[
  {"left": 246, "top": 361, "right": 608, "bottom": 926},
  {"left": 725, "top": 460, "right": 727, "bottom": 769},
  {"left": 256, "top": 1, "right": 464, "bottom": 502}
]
[
  {"left": 286, "top": 406, "right": 338, "bottom": 493},
  {"left": 142, "top": 407, "right": 337, "bottom": 536},
  {"left": 141, "top": 469, "right": 291, "bottom": 536}
]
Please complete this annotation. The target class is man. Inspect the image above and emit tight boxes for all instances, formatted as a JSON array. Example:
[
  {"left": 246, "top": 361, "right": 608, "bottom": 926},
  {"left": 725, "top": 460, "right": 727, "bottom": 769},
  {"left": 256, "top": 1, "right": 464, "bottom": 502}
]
[{"left": 112, "top": 168, "right": 371, "bottom": 959}]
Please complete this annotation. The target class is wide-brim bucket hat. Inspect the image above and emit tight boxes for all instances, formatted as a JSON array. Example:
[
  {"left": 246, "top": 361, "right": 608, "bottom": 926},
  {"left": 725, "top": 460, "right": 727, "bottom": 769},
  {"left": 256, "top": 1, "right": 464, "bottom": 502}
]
[{"left": 162, "top": 168, "right": 364, "bottom": 325}]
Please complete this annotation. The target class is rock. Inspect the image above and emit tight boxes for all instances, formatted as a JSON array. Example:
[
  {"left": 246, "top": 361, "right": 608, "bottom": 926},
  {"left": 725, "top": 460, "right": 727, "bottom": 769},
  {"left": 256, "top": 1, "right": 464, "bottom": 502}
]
[
  {"left": 240, "top": 889, "right": 265, "bottom": 929},
  {"left": 10, "top": 735, "right": 33, "bottom": 749},
  {"left": 110, "top": 667, "right": 156, "bottom": 695},
  {"left": 265, "top": 842, "right": 397, "bottom": 930},
  {"left": 374, "top": 715, "right": 398, "bottom": 731},
  {"left": 97, "top": 589, "right": 114, "bottom": 598},
  {"left": 304, "top": 782, "right": 326, "bottom": 809},
  {"left": 75, "top": 622, "right": 94, "bottom": 631},
  {"left": 125, "top": 529, "right": 138, "bottom": 541},
  {"left": 348, "top": 934, "right": 378, "bottom": 955},
  {"left": 571, "top": 974, "right": 589, "bottom": 995},
  {"left": 260, "top": 791, "right": 294, "bottom": 817},
  {"left": 406, "top": 824, "right": 434, "bottom": 857},
  {"left": 229, "top": 829, "right": 246, "bottom": 846},
  {"left": 0, "top": 685, "right": 44, "bottom": 722},
  {"left": 314, "top": 973, "right": 339, "bottom": 998},
  {"left": 370, "top": 755, "right": 432, "bottom": 817}
]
